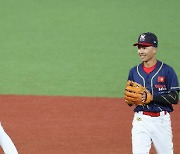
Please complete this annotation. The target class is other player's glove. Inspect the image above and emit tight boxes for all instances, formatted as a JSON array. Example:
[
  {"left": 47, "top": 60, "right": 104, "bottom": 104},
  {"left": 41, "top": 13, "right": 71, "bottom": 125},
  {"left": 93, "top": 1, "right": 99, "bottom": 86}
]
[{"left": 124, "top": 80, "right": 152, "bottom": 106}]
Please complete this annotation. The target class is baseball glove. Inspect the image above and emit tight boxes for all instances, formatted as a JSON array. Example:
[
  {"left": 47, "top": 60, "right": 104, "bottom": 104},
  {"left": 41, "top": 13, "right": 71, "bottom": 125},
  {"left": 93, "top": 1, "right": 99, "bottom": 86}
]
[{"left": 124, "top": 80, "right": 152, "bottom": 106}]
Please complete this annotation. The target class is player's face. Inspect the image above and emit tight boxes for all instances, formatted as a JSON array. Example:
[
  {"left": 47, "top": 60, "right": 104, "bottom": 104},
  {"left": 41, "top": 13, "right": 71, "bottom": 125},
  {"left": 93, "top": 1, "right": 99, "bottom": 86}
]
[{"left": 137, "top": 45, "right": 157, "bottom": 62}]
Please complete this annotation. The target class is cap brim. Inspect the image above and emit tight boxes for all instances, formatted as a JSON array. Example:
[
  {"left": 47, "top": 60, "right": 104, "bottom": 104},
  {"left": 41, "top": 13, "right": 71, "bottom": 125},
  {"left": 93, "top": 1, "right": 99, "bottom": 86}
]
[{"left": 133, "top": 42, "right": 153, "bottom": 47}]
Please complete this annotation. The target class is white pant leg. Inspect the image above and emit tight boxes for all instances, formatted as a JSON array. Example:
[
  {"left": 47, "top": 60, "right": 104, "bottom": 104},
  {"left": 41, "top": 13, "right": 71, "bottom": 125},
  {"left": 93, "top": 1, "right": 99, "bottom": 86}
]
[
  {"left": 151, "top": 113, "right": 173, "bottom": 154},
  {"left": 132, "top": 113, "right": 152, "bottom": 154},
  {"left": 0, "top": 123, "right": 18, "bottom": 154}
]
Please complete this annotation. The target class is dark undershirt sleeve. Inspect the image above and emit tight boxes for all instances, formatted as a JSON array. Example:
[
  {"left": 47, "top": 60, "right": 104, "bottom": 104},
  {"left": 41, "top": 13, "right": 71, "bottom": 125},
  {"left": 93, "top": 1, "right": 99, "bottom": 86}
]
[{"left": 152, "top": 91, "right": 179, "bottom": 105}]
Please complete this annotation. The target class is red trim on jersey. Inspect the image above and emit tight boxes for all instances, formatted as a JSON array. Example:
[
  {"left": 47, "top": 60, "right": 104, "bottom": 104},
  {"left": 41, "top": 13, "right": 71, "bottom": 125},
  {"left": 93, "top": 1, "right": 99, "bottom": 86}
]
[{"left": 143, "top": 62, "right": 157, "bottom": 74}]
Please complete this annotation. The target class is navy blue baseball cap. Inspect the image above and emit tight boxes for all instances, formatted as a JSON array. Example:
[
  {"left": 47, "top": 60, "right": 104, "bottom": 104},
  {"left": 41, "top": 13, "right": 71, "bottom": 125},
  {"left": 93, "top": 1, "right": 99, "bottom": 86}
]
[{"left": 133, "top": 32, "right": 158, "bottom": 48}]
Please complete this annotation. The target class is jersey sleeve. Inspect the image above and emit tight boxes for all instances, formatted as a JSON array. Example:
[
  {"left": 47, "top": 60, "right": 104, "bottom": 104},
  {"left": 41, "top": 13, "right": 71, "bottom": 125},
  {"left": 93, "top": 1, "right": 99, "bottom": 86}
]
[
  {"left": 127, "top": 68, "right": 135, "bottom": 81},
  {"left": 153, "top": 66, "right": 179, "bottom": 105},
  {"left": 166, "top": 67, "right": 180, "bottom": 92}
]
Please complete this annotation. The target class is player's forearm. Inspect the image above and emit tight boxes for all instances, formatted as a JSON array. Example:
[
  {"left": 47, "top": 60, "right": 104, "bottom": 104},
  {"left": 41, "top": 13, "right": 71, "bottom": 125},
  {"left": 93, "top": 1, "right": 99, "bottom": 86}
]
[{"left": 152, "top": 91, "right": 179, "bottom": 105}]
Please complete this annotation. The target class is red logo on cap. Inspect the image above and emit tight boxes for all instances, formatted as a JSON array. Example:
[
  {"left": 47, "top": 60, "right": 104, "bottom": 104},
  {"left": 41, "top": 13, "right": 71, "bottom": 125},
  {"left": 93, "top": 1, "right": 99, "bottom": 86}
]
[{"left": 158, "top": 76, "right": 165, "bottom": 82}]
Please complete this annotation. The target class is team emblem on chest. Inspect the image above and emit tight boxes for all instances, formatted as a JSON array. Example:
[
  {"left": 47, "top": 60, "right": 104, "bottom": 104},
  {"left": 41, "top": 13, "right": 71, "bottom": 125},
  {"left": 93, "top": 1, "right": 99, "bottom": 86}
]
[
  {"left": 155, "top": 76, "right": 167, "bottom": 91},
  {"left": 158, "top": 76, "right": 165, "bottom": 82}
]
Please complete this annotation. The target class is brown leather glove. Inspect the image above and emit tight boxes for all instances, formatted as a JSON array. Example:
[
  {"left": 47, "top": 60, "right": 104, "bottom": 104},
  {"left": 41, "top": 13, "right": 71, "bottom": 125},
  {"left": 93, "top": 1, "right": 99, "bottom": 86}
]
[{"left": 124, "top": 80, "right": 152, "bottom": 106}]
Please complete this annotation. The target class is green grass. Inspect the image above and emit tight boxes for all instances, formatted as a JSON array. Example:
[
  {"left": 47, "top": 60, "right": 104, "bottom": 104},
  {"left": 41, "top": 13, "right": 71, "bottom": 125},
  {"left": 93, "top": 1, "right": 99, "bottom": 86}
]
[{"left": 0, "top": 0, "right": 180, "bottom": 97}]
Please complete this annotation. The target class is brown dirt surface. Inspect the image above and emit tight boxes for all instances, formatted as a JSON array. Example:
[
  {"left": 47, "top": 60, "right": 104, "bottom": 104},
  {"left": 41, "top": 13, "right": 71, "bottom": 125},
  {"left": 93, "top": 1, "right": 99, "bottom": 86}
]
[{"left": 0, "top": 95, "right": 179, "bottom": 154}]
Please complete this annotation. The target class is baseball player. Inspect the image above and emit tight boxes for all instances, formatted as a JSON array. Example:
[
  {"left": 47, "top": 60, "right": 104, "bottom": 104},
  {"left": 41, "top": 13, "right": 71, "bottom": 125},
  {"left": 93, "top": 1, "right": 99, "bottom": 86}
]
[
  {"left": 124, "top": 32, "right": 180, "bottom": 154},
  {"left": 0, "top": 123, "right": 18, "bottom": 154}
]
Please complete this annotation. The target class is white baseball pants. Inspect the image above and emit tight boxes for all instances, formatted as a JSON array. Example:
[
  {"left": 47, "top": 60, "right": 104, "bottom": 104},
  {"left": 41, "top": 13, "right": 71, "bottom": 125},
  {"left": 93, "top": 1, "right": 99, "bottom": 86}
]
[
  {"left": 0, "top": 123, "right": 18, "bottom": 154},
  {"left": 132, "top": 111, "right": 173, "bottom": 154}
]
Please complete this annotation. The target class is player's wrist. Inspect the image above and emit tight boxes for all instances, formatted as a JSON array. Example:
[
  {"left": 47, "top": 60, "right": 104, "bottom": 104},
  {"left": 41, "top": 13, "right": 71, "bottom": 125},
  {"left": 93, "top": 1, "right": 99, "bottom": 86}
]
[{"left": 151, "top": 95, "right": 153, "bottom": 101}]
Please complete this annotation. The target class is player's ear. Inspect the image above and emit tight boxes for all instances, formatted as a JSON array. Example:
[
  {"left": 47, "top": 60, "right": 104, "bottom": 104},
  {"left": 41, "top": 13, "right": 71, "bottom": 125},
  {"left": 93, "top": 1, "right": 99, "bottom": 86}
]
[{"left": 153, "top": 47, "right": 158, "bottom": 54}]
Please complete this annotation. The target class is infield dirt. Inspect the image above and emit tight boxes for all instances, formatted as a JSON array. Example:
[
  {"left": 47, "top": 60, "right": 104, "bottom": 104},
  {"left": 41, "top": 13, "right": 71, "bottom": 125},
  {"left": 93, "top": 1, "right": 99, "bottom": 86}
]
[{"left": 0, "top": 95, "right": 179, "bottom": 154}]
